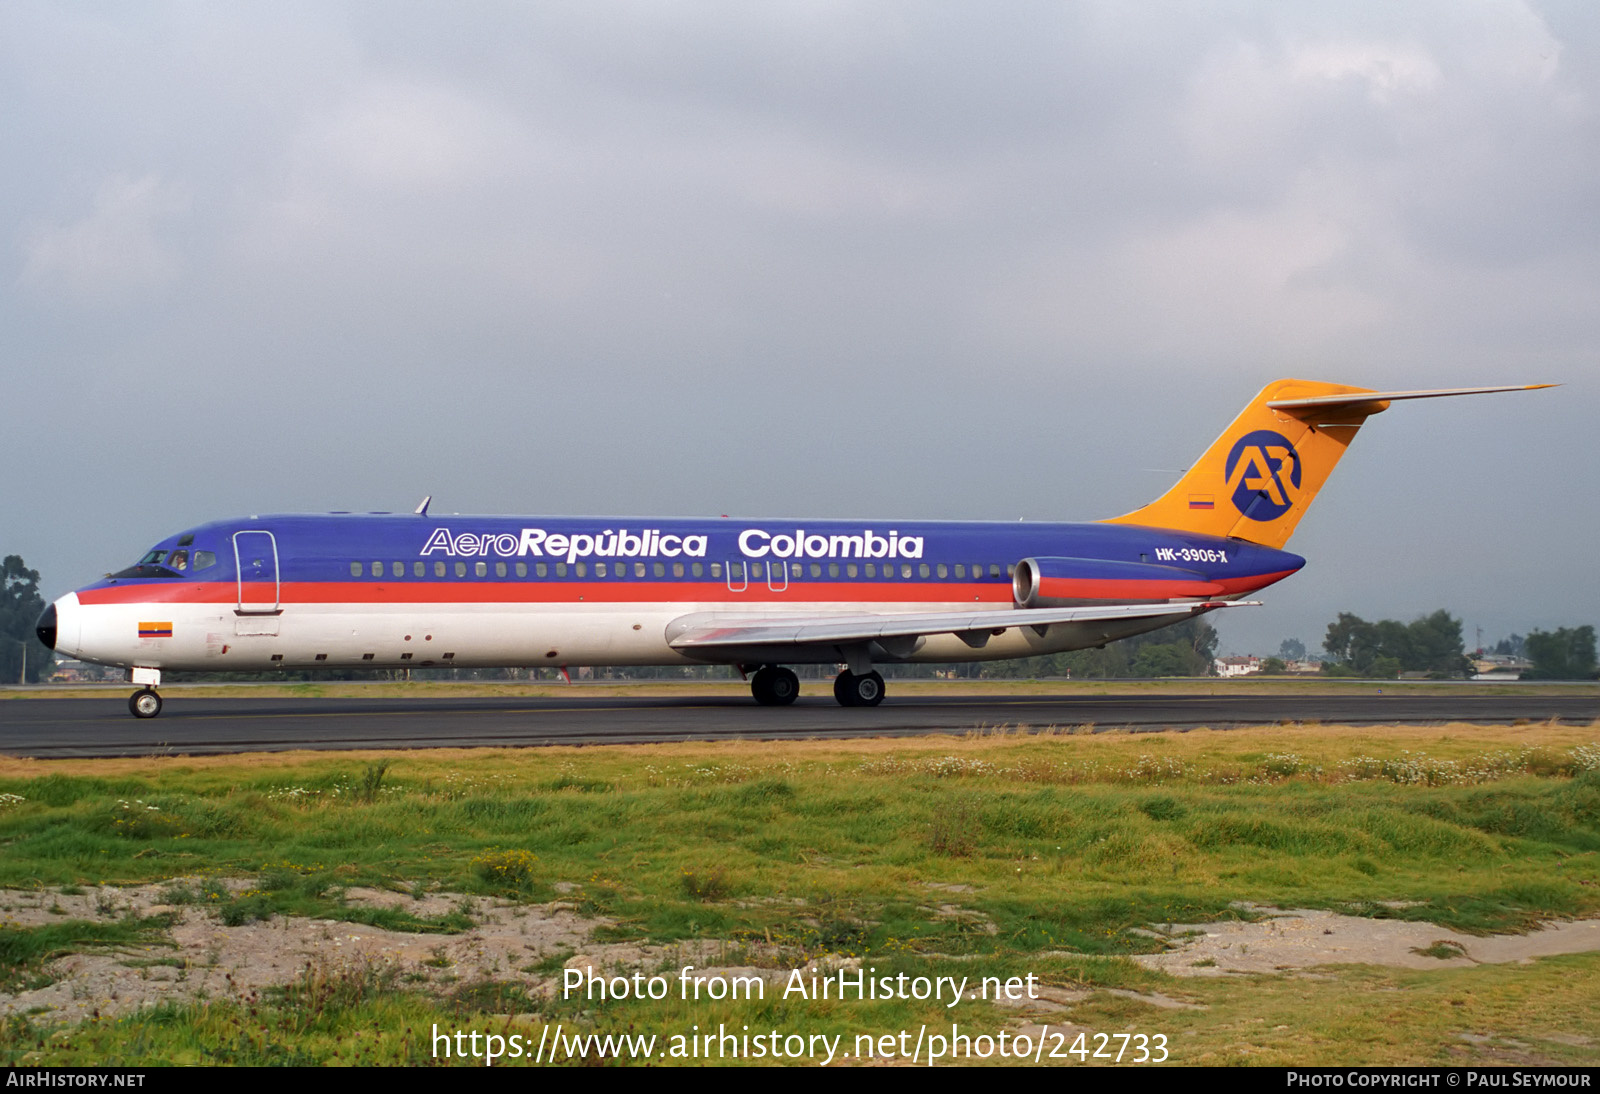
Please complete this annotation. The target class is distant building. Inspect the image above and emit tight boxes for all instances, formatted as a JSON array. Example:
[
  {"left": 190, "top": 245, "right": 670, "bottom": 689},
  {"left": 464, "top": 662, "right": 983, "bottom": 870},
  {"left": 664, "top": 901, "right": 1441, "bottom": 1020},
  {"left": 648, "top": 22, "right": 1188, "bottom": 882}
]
[
  {"left": 1471, "top": 655, "right": 1531, "bottom": 681},
  {"left": 1214, "top": 655, "right": 1261, "bottom": 677}
]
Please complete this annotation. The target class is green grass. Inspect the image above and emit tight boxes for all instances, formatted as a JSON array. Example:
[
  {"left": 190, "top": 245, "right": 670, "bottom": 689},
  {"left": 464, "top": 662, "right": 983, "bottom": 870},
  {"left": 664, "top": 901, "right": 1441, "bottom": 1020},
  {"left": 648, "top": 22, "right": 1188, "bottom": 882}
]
[
  {"left": 0, "top": 721, "right": 1596, "bottom": 1064},
  {"left": 0, "top": 915, "right": 177, "bottom": 994}
]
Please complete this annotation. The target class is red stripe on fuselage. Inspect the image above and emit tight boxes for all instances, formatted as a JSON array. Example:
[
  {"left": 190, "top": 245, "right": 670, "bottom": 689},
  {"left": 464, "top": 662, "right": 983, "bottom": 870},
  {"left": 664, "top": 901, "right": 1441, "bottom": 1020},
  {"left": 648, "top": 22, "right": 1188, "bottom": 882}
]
[
  {"left": 77, "top": 580, "right": 1015, "bottom": 606},
  {"left": 74, "top": 569, "right": 1299, "bottom": 608}
]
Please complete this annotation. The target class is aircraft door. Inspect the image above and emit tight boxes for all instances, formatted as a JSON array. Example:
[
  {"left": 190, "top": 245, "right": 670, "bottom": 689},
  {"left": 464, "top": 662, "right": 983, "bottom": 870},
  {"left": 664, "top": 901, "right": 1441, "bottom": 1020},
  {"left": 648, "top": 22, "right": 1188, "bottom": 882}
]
[
  {"left": 725, "top": 560, "right": 748, "bottom": 592},
  {"left": 233, "top": 531, "right": 281, "bottom": 615},
  {"left": 767, "top": 560, "right": 788, "bottom": 592}
]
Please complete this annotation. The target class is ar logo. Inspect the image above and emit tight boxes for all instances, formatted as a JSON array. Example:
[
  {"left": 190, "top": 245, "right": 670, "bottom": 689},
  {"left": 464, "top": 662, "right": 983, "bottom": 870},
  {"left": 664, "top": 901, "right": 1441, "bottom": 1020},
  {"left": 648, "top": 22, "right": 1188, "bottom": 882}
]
[{"left": 1224, "top": 430, "right": 1301, "bottom": 521}]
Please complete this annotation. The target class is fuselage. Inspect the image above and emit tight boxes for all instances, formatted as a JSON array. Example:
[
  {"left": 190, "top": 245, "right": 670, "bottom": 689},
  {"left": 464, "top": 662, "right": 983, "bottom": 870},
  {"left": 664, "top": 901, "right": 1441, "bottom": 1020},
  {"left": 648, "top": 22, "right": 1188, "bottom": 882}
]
[{"left": 44, "top": 512, "right": 1304, "bottom": 675}]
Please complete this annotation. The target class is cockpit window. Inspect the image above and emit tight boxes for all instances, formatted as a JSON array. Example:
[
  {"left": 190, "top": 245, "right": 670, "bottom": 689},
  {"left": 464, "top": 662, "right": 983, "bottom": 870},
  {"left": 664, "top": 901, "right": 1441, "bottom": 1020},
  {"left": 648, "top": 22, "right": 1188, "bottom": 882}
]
[
  {"left": 115, "top": 541, "right": 212, "bottom": 580},
  {"left": 112, "top": 562, "right": 183, "bottom": 579}
]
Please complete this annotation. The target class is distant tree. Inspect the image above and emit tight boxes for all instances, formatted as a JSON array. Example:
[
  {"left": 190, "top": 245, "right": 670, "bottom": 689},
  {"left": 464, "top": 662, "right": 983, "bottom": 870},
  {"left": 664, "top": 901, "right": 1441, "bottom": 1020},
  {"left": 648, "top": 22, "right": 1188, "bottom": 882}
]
[
  {"left": 1, "top": 556, "right": 53, "bottom": 684},
  {"left": 1523, "top": 627, "right": 1599, "bottom": 680},
  {"left": 1278, "top": 638, "right": 1306, "bottom": 661},
  {"left": 1130, "top": 643, "right": 1193, "bottom": 677},
  {"left": 1259, "top": 656, "right": 1288, "bottom": 675},
  {"left": 1321, "top": 610, "right": 1471, "bottom": 678},
  {"left": 1493, "top": 634, "right": 1526, "bottom": 657}
]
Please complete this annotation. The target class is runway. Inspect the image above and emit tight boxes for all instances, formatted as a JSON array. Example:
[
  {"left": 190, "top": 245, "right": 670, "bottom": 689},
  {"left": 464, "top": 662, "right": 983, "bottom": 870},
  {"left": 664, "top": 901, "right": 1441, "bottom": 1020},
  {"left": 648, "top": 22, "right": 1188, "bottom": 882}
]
[{"left": 2, "top": 689, "right": 1595, "bottom": 758}]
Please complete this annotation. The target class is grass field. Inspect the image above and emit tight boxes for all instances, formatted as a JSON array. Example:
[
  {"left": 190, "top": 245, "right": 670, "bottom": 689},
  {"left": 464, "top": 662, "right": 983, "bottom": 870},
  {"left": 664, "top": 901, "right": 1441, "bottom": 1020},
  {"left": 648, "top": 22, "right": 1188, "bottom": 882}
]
[{"left": 2, "top": 718, "right": 1597, "bottom": 1066}]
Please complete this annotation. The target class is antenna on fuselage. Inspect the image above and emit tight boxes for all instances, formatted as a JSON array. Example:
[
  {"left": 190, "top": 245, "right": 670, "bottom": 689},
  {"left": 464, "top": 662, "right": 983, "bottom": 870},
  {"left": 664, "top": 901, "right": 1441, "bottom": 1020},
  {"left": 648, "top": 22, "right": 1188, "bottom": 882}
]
[{"left": 414, "top": 495, "right": 432, "bottom": 516}]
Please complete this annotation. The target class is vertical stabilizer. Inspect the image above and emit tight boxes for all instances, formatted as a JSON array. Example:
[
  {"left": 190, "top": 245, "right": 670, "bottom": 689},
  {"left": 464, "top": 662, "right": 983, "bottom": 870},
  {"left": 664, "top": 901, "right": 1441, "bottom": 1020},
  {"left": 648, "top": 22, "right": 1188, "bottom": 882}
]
[
  {"left": 1102, "top": 379, "right": 1385, "bottom": 549},
  {"left": 1102, "top": 379, "right": 1552, "bottom": 548}
]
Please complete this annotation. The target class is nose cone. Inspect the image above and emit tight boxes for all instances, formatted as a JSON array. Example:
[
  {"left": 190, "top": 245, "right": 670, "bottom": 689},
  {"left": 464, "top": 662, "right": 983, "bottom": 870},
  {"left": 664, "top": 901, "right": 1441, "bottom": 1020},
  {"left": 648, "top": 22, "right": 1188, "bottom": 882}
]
[{"left": 35, "top": 603, "right": 57, "bottom": 650}]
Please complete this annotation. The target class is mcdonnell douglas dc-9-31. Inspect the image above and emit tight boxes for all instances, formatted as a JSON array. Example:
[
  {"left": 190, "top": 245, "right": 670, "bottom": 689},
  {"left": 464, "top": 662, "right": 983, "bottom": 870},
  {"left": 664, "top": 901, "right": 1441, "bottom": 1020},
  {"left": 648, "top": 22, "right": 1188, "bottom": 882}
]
[{"left": 36, "top": 380, "right": 1549, "bottom": 717}]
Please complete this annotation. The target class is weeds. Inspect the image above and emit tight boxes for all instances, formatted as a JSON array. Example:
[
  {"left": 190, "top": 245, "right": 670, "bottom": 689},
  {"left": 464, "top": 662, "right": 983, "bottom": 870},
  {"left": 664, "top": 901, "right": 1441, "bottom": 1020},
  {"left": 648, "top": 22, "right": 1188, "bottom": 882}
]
[
  {"left": 680, "top": 866, "right": 729, "bottom": 902},
  {"left": 355, "top": 761, "right": 391, "bottom": 804},
  {"left": 928, "top": 797, "right": 982, "bottom": 856}
]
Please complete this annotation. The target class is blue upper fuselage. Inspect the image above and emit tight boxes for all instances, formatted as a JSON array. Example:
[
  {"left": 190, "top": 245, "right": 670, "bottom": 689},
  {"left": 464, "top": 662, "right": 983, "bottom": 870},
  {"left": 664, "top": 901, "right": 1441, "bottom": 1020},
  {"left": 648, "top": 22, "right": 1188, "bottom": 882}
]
[{"left": 75, "top": 512, "right": 1306, "bottom": 596}]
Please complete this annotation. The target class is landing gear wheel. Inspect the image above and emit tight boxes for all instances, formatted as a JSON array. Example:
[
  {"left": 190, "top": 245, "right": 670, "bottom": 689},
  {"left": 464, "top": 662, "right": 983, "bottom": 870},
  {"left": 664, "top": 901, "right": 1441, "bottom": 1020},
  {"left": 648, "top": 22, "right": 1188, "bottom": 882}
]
[
  {"left": 751, "top": 666, "right": 800, "bottom": 706},
  {"left": 129, "top": 688, "right": 163, "bottom": 719},
  {"left": 833, "top": 670, "right": 885, "bottom": 707}
]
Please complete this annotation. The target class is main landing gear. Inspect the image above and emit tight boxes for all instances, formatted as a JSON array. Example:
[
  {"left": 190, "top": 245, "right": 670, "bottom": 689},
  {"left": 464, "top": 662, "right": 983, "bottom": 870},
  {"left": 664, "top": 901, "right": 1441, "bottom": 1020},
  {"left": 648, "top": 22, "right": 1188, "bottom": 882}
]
[
  {"left": 746, "top": 665, "right": 889, "bottom": 707},
  {"left": 750, "top": 665, "right": 800, "bottom": 706},
  {"left": 833, "top": 670, "right": 886, "bottom": 707},
  {"left": 129, "top": 688, "right": 163, "bottom": 719}
]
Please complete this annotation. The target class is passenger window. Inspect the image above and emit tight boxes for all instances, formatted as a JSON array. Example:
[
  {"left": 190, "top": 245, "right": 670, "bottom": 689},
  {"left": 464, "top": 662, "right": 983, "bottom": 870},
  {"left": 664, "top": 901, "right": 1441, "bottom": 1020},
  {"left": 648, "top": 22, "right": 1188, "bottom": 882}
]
[
  {"left": 413, "top": 561, "right": 425, "bottom": 577},
  {"left": 392, "top": 561, "right": 404, "bottom": 577},
  {"left": 537, "top": 563, "right": 548, "bottom": 577},
  {"left": 672, "top": 562, "right": 684, "bottom": 577},
  {"left": 901, "top": 564, "right": 913, "bottom": 578},
  {"left": 919, "top": 564, "right": 930, "bottom": 578},
  {"left": 954, "top": 564, "right": 965, "bottom": 578},
  {"left": 435, "top": 561, "right": 446, "bottom": 577},
  {"left": 751, "top": 562, "right": 764, "bottom": 579},
  {"left": 553, "top": 563, "right": 565, "bottom": 577},
  {"left": 828, "top": 563, "right": 839, "bottom": 578},
  {"left": 710, "top": 562, "right": 722, "bottom": 578},
  {"left": 495, "top": 562, "right": 507, "bottom": 578},
  {"left": 990, "top": 564, "right": 1001, "bottom": 578},
  {"left": 865, "top": 563, "right": 875, "bottom": 578},
  {"left": 455, "top": 562, "right": 467, "bottom": 577},
  {"left": 350, "top": 562, "right": 362, "bottom": 577},
  {"left": 371, "top": 561, "right": 383, "bottom": 577},
  {"left": 847, "top": 564, "right": 858, "bottom": 578},
  {"left": 1006, "top": 564, "right": 1016, "bottom": 577},
  {"left": 692, "top": 562, "right": 704, "bottom": 577},
  {"left": 652, "top": 562, "right": 664, "bottom": 577},
  {"left": 475, "top": 562, "right": 487, "bottom": 577},
  {"left": 810, "top": 563, "right": 822, "bottom": 578},
  {"left": 937, "top": 564, "right": 948, "bottom": 578},
  {"left": 516, "top": 562, "right": 527, "bottom": 578},
  {"left": 596, "top": 562, "right": 608, "bottom": 577},
  {"left": 575, "top": 562, "right": 586, "bottom": 577}
]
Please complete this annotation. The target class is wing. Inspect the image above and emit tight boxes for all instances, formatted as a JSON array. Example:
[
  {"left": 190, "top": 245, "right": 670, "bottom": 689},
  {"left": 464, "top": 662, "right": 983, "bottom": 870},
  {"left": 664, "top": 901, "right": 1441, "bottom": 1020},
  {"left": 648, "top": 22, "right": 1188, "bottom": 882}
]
[{"left": 666, "top": 599, "right": 1256, "bottom": 653}]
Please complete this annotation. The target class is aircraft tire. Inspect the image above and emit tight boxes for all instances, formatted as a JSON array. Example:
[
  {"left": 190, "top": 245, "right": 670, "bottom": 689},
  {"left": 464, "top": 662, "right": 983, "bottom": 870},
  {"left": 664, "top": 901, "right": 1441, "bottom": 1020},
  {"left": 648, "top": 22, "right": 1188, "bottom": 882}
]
[
  {"left": 753, "top": 666, "right": 800, "bottom": 706},
  {"left": 851, "top": 671, "right": 886, "bottom": 707},
  {"left": 767, "top": 667, "right": 799, "bottom": 705},
  {"left": 833, "top": 671, "right": 858, "bottom": 707},
  {"left": 129, "top": 688, "right": 163, "bottom": 719}
]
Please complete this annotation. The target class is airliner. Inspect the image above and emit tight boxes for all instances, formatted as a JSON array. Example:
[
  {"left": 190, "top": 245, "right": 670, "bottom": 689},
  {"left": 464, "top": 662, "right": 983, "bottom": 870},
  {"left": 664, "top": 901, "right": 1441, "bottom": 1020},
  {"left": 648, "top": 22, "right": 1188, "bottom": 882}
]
[{"left": 35, "top": 380, "right": 1549, "bottom": 717}]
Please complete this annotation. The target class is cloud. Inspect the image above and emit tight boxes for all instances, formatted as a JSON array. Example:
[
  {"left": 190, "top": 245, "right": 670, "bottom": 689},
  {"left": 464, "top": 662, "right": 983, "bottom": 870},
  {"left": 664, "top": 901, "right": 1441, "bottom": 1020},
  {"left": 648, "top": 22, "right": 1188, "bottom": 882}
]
[{"left": 21, "top": 173, "right": 188, "bottom": 302}]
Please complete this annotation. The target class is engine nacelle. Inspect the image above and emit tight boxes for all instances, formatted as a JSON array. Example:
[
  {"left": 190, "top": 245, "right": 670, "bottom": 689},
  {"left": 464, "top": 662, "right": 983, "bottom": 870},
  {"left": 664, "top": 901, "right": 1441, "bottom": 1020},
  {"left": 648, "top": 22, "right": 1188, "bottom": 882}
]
[{"left": 1012, "top": 556, "right": 1225, "bottom": 607}]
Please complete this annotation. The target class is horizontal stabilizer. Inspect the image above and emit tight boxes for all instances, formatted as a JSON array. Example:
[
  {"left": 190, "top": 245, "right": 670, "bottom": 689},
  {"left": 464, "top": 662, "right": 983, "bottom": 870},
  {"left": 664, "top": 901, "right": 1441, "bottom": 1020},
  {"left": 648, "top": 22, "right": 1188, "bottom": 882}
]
[{"left": 1267, "top": 384, "right": 1555, "bottom": 414}]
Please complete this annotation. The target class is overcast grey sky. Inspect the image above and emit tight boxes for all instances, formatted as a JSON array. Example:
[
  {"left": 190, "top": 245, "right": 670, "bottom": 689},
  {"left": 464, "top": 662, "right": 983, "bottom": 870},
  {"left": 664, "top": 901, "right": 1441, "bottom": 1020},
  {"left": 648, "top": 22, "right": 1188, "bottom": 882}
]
[{"left": 5, "top": 1, "right": 1595, "bottom": 657}]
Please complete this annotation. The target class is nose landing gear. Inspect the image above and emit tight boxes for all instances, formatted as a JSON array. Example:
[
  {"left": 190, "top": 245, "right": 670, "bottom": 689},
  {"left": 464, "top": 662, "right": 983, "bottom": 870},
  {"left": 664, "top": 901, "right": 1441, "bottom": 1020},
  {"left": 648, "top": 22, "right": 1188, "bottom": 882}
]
[
  {"left": 129, "top": 688, "right": 163, "bottom": 718},
  {"left": 127, "top": 667, "right": 163, "bottom": 718}
]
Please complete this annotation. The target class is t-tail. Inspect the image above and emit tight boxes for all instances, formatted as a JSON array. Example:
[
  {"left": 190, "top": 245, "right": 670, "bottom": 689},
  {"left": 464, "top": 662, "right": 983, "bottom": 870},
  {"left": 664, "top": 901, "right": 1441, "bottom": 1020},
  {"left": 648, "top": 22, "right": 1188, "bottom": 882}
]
[{"left": 1102, "top": 379, "right": 1554, "bottom": 550}]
